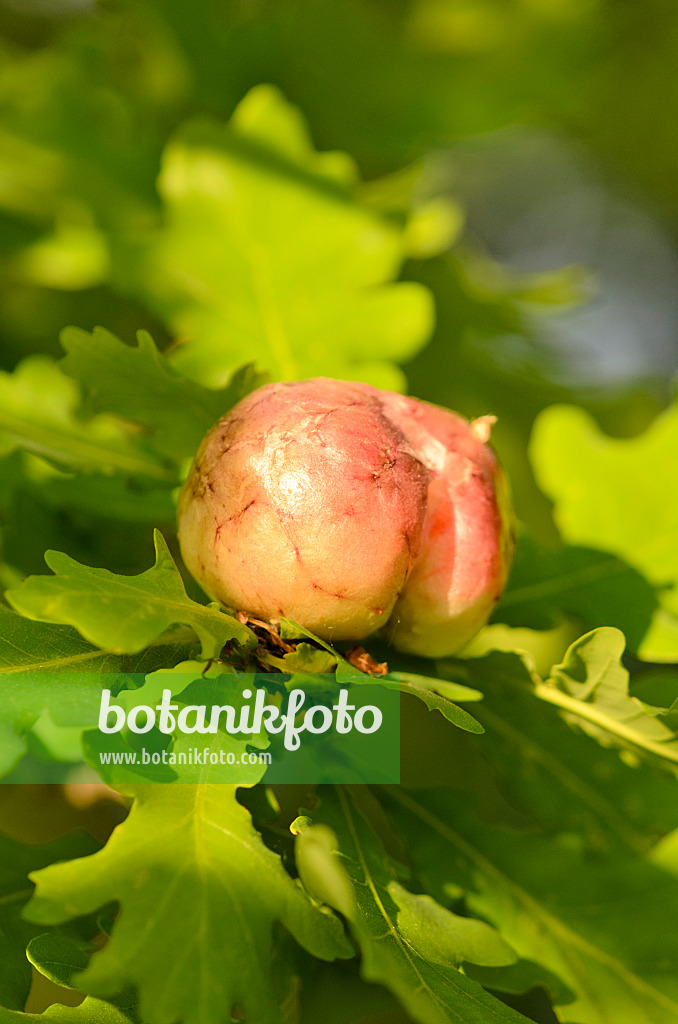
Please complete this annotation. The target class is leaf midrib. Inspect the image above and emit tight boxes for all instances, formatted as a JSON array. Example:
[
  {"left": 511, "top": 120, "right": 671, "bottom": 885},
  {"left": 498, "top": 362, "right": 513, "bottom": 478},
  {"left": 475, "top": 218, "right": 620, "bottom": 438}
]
[
  {"left": 535, "top": 682, "right": 678, "bottom": 767},
  {"left": 13, "top": 569, "right": 245, "bottom": 635},
  {"left": 0, "top": 627, "right": 196, "bottom": 674},
  {"left": 387, "top": 788, "right": 678, "bottom": 1021},
  {"left": 337, "top": 787, "right": 519, "bottom": 1024}
]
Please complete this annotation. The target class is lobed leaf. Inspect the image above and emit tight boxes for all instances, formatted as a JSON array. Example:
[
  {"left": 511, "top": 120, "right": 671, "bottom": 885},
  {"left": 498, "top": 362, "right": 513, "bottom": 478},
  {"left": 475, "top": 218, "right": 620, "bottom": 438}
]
[
  {"left": 22, "top": 933, "right": 142, "bottom": 1023},
  {"left": 385, "top": 786, "right": 678, "bottom": 1024},
  {"left": 5, "top": 530, "right": 254, "bottom": 659},
  {"left": 0, "top": 833, "right": 98, "bottom": 1012},
  {"left": 24, "top": 785, "right": 352, "bottom": 1024},
  {"left": 280, "top": 618, "right": 484, "bottom": 732},
  {"left": 389, "top": 672, "right": 485, "bottom": 734},
  {"left": 83, "top": 666, "right": 271, "bottom": 786},
  {"left": 27, "top": 932, "right": 95, "bottom": 990},
  {"left": 0, "top": 604, "right": 195, "bottom": 778},
  {"left": 144, "top": 85, "right": 434, "bottom": 391},
  {"left": 60, "top": 326, "right": 267, "bottom": 460},
  {"left": 0, "top": 1001, "right": 134, "bottom": 1023},
  {"left": 446, "top": 647, "right": 678, "bottom": 848},
  {"left": 531, "top": 400, "right": 678, "bottom": 661},
  {"left": 452, "top": 633, "right": 678, "bottom": 793},
  {"left": 0, "top": 356, "right": 173, "bottom": 483},
  {"left": 295, "top": 787, "right": 526, "bottom": 1024},
  {"left": 538, "top": 627, "right": 678, "bottom": 772}
]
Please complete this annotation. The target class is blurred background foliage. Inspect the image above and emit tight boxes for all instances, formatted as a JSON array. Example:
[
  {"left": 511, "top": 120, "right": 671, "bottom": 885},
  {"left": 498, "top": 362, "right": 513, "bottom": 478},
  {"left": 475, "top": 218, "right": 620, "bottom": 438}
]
[
  {"left": 1, "top": 0, "right": 677, "bottom": 552},
  {"left": 2, "top": 8, "right": 678, "bottom": 1020}
]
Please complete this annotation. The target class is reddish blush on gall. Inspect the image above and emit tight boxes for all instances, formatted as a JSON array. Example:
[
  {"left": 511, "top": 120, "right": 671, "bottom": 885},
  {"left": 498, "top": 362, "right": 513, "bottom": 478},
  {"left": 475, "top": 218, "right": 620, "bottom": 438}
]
[{"left": 177, "top": 378, "right": 514, "bottom": 655}]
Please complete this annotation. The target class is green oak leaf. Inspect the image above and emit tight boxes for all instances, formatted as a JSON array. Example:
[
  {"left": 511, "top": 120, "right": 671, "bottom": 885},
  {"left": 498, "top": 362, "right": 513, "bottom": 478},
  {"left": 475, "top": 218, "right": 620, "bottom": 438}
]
[
  {"left": 385, "top": 786, "right": 678, "bottom": 1024},
  {"left": 295, "top": 787, "right": 526, "bottom": 1024},
  {"left": 388, "top": 672, "right": 484, "bottom": 734},
  {"left": 530, "top": 401, "right": 678, "bottom": 661},
  {"left": 144, "top": 85, "right": 433, "bottom": 390},
  {"left": 0, "top": 605, "right": 123, "bottom": 676},
  {"left": 537, "top": 627, "right": 678, "bottom": 772},
  {"left": 279, "top": 620, "right": 357, "bottom": 679},
  {"left": 261, "top": 642, "right": 339, "bottom": 676},
  {"left": 5, "top": 530, "right": 254, "bottom": 658},
  {"left": 60, "top": 326, "right": 267, "bottom": 461},
  {"left": 26, "top": 932, "right": 95, "bottom": 990},
  {"left": 81, "top": 729, "right": 176, "bottom": 786},
  {"left": 161, "top": 678, "right": 269, "bottom": 782},
  {"left": 454, "top": 626, "right": 678, "bottom": 778},
  {"left": 2, "top": 666, "right": 103, "bottom": 779},
  {"left": 463, "top": 958, "right": 573, "bottom": 1006},
  {"left": 279, "top": 618, "right": 484, "bottom": 732},
  {"left": 0, "top": 604, "right": 194, "bottom": 778},
  {"left": 164, "top": 676, "right": 271, "bottom": 784},
  {"left": 0, "top": 1001, "right": 134, "bottom": 1023},
  {"left": 24, "top": 932, "right": 140, "bottom": 1022},
  {"left": 86, "top": 668, "right": 271, "bottom": 786},
  {"left": 458, "top": 620, "right": 578, "bottom": 679},
  {"left": 24, "top": 785, "right": 352, "bottom": 1024},
  {"left": 0, "top": 834, "right": 98, "bottom": 1011},
  {"left": 445, "top": 647, "right": 678, "bottom": 849},
  {"left": 0, "top": 356, "right": 173, "bottom": 483}
]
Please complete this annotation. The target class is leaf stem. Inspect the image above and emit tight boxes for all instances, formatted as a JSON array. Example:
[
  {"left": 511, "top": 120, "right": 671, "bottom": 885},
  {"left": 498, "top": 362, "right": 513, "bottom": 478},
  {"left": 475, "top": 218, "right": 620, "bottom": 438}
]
[{"left": 534, "top": 682, "right": 678, "bottom": 767}]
